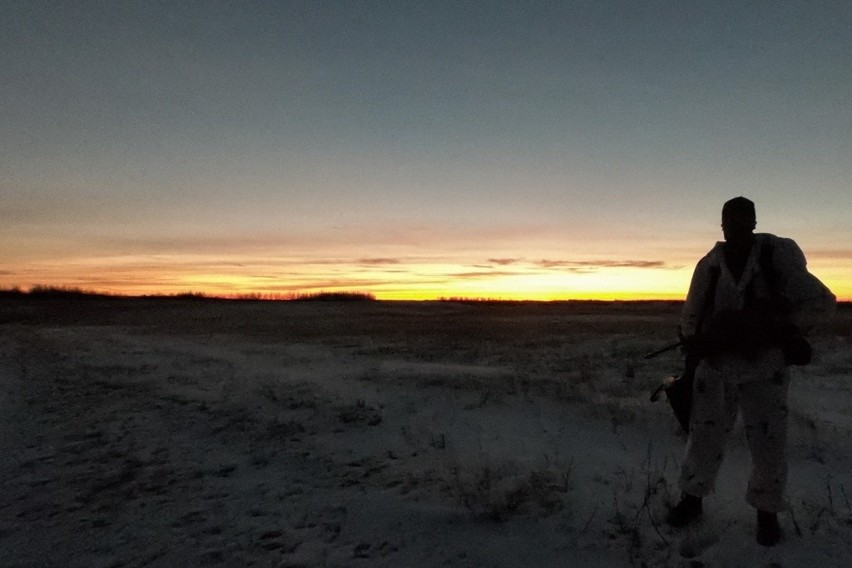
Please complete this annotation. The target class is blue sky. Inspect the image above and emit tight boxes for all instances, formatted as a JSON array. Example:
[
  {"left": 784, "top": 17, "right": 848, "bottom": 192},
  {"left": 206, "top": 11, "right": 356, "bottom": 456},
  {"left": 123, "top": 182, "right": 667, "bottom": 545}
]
[{"left": 2, "top": 1, "right": 850, "bottom": 298}]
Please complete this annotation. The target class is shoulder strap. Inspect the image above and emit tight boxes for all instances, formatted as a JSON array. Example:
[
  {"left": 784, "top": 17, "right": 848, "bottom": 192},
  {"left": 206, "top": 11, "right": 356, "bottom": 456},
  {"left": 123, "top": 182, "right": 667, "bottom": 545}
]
[
  {"left": 697, "top": 266, "right": 720, "bottom": 333},
  {"left": 756, "top": 240, "right": 794, "bottom": 317},
  {"left": 759, "top": 241, "right": 777, "bottom": 289}
]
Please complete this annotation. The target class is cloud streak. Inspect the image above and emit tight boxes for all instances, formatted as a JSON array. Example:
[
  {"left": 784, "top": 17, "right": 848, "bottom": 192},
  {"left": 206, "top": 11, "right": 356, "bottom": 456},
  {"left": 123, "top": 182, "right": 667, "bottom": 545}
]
[
  {"left": 487, "top": 258, "right": 521, "bottom": 266},
  {"left": 357, "top": 258, "right": 402, "bottom": 266},
  {"left": 477, "top": 258, "right": 680, "bottom": 272},
  {"left": 449, "top": 270, "right": 531, "bottom": 279},
  {"left": 535, "top": 259, "right": 677, "bottom": 272}
]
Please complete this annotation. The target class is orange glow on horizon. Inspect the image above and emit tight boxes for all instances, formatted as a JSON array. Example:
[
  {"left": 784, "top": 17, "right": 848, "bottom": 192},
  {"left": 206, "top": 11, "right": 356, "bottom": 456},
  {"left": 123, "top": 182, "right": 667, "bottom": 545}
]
[
  {"left": 4, "top": 283, "right": 850, "bottom": 302},
  {"left": 4, "top": 270, "right": 849, "bottom": 302},
  {"left": 1, "top": 253, "right": 849, "bottom": 302}
]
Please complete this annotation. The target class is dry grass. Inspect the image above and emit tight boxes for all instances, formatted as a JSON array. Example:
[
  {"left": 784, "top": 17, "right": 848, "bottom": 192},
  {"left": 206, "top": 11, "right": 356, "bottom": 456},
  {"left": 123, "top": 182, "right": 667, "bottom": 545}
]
[{"left": 447, "top": 455, "right": 573, "bottom": 521}]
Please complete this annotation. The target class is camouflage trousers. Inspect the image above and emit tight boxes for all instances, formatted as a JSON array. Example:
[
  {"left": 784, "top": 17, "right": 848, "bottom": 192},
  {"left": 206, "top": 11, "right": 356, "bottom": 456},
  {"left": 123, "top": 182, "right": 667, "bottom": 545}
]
[{"left": 678, "top": 362, "right": 790, "bottom": 512}]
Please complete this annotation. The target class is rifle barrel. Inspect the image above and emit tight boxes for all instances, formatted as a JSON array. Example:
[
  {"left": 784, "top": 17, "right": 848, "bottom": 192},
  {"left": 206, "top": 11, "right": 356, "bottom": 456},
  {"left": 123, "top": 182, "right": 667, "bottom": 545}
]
[{"left": 643, "top": 341, "right": 682, "bottom": 360}]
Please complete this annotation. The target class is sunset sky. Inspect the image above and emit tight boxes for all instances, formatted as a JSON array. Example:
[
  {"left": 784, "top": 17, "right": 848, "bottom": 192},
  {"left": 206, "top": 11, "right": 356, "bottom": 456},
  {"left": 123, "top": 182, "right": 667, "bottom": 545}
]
[{"left": 2, "top": 1, "right": 850, "bottom": 300}]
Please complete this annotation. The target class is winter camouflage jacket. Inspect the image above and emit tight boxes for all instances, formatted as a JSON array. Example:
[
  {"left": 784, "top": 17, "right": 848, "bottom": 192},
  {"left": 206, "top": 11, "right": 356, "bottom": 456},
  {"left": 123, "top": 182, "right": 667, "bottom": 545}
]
[{"left": 681, "top": 233, "right": 836, "bottom": 380}]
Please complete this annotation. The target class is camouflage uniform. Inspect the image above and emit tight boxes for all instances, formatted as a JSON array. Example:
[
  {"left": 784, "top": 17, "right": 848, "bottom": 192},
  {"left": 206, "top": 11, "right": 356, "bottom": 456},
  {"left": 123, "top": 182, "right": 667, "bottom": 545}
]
[{"left": 678, "top": 233, "right": 835, "bottom": 512}]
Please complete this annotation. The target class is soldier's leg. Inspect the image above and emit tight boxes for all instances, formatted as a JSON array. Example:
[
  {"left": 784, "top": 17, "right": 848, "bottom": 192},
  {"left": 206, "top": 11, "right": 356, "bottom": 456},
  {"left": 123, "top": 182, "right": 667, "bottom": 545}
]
[
  {"left": 740, "top": 369, "right": 790, "bottom": 512},
  {"left": 679, "top": 364, "right": 740, "bottom": 497}
]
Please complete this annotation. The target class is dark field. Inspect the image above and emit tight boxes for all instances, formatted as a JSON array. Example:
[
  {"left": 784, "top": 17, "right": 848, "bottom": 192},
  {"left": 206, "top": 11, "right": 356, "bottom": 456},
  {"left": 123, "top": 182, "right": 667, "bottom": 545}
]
[{"left": 2, "top": 298, "right": 851, "bottom": 567}]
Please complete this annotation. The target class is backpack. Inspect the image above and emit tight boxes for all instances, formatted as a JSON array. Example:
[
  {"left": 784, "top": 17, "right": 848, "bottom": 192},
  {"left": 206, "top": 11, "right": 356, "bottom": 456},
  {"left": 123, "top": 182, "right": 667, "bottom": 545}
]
[{"left": 756, "top": 241, "right": 812, "bottom": 365}]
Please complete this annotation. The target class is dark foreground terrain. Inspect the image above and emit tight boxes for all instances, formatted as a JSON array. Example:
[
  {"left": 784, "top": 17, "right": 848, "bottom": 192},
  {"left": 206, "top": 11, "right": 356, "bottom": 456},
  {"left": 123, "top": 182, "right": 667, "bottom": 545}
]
[{"left": 2, "top": 298, "right": 850, "bottom": 567}]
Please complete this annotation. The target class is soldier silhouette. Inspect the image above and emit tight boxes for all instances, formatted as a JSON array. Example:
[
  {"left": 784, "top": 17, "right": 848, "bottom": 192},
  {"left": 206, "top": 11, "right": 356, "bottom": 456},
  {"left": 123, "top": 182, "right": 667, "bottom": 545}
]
[{"left": 667, "top": 197, "right": 836, "bottom": 546}]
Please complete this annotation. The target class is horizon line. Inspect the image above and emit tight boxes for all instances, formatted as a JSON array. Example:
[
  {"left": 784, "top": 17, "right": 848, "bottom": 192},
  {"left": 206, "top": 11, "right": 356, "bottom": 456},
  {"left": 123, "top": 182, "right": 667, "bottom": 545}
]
[{"left": 3, "top": 286, "right": 851, "bottom": 304}]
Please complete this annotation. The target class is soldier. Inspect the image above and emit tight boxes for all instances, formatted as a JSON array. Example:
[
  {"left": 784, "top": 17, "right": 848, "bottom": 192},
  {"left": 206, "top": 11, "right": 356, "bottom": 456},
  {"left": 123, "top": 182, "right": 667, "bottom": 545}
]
[{"left": 666, "top": 197, "right": 835, "bottom": 546}]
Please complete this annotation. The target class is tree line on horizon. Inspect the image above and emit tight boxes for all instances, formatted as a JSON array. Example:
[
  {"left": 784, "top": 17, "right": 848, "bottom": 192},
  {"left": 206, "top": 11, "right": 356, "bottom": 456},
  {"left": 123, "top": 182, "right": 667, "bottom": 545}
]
[
  {"left": 0, "top": 286, "right": 378, "bottom": 302},
  {"left": 4, "top": 285, "right": 844, "bottom": 306}
]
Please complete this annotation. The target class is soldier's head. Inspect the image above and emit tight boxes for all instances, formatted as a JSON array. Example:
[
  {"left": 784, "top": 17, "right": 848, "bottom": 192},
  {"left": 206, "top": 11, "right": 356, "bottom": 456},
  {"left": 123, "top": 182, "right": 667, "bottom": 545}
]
[{"left": 721, "top": 196, "right": 756, "bottom": 244}]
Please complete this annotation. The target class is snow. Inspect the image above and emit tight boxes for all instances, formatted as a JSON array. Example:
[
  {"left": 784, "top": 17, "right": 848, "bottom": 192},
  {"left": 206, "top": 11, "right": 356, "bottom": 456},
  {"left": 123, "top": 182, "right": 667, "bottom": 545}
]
[{"left": 1, "top": 299, "right": 850, "bottom": 567}]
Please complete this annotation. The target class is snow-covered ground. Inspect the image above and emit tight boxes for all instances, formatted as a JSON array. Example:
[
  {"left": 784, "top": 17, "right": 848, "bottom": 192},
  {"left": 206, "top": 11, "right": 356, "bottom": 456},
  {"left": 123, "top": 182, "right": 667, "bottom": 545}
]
[{"left": 1, "top": 299, "right": 850, "bottom": 567}]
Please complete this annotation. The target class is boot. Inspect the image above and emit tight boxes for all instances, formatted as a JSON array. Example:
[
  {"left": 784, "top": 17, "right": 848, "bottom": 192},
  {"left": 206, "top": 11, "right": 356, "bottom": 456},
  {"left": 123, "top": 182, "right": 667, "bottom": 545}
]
[
  {"left": 666, "top": 493, "right": 702, "bottom": 527},
  {"left": 756, "top": 510, "right": 781, "bottom": 546}
]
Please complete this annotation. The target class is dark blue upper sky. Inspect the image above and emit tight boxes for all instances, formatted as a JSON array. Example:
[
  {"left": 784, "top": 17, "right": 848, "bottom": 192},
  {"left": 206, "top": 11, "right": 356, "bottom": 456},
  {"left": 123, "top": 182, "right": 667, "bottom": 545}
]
[{"left": 2, "top": 1, "right": 850, "bottom": 297}]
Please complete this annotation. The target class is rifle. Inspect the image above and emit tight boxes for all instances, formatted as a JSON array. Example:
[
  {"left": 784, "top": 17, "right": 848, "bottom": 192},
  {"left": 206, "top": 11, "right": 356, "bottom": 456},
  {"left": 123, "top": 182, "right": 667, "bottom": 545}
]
[
  {"left": 643, "top": 341, "right": 682, "bottom": 360},
  {"left": 644, "top": 340, "right": 680, "bottom": 405},
  {"left": 646, "top": 339, "right": 698, "bottom": 434}
]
